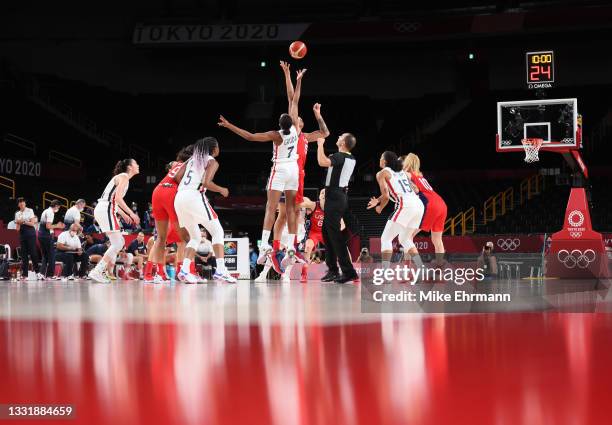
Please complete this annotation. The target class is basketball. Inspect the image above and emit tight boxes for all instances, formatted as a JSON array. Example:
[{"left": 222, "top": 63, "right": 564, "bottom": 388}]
[{"left": 289, "top": 41, "right": 307, "bottom": 59}]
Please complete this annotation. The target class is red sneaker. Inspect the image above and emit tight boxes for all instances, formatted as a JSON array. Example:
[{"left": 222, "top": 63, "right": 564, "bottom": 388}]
[{"left": 270, "top": 251, "right": 282, "bottom": 274}]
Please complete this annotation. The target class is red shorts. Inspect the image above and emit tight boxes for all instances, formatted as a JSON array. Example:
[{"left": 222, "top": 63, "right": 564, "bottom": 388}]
[
  {"left": 151, "top": 184, "right": 178, "bottom": 222},
  {"left": 420, "top": 196, "right": 447, "bottom": 233},
  {"left": 296, "top": 170, "right": 305, "bottom": 204},
  {"left": 307, "top": 231, "right": 324, "bottom": 248}
]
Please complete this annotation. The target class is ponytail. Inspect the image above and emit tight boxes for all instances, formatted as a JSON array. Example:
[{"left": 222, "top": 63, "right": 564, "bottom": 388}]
[{"left": 113, "top": 158, "right": 133, "bottom": 176}]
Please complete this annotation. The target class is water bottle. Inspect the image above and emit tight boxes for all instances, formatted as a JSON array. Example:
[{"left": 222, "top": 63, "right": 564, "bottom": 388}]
[{"left": 166, "top": 265, "right": 176, "bottom": 282}]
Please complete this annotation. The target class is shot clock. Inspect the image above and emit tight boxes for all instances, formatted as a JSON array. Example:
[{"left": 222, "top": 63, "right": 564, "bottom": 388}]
[{"left": 526, "top": 50, "right": 554, "bottom": 89}]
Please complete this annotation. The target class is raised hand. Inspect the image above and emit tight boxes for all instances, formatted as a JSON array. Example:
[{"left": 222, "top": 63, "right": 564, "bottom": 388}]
[
  {"left": 218, "top": 115, "right": 229, "bottom": 127},
  {"left": 296, "top": 68, "right": 307, "bottom": 80},
  {"left": 367, "top": 197, "right": 379, "bottom": 209},
  {"left": 313, "top": 103, "right": 322, "bottom": 118},
  {"left": 280, "top": 61, "right": 290, "bottom": 74}
]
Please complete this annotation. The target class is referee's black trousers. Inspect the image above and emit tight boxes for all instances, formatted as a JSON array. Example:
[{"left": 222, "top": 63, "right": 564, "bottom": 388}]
[{"left": 322, "top": 188, "right": 355, "bottom": 276}]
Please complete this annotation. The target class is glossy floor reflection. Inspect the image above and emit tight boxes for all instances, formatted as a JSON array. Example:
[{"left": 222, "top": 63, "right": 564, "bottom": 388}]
[{"left": 2, "top": 280, "right": 612, "bottom": 425}]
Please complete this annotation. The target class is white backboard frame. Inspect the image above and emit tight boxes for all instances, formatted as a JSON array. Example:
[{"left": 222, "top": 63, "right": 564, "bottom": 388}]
[{"left": 496, "top": 98, "right": 578, "bottom": 152}]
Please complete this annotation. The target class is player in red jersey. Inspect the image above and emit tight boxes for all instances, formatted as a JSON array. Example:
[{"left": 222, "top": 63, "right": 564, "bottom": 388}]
[
  {"left": 403, "top": 153, "right": 448, "bottom": 265},
  {"left": 144, "top": 145, "right": 192, "bottom": 282},
  {"left": 271, "top": 61, "right": 330, "bottom": 272},
  {"left": 298, "top": 189, "right": 327, "bottom": 283}
]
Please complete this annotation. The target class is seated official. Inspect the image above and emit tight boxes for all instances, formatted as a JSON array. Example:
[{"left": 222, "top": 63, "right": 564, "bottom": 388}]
[
  {"left": 56, "top": 224, "right": 89, "bottom": 279},
  {"left": 195, "top": 229, "right": 216, "bottom": 274},
  {"left": 125, "top": 232, "right": 147, "bottom": 279}
]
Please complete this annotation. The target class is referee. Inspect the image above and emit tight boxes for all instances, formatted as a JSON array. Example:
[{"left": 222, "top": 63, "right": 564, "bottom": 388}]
[{"left": 316, "top": 134, "right": 358, "bottom": 283}]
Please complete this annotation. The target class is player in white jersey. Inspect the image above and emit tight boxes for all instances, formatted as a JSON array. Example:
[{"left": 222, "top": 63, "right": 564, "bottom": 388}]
[
  {"left": 173, "top": 137, "right": 236, "bottom": 284},
  {"left": 367, "top": 151, "right": 425, "bottom": 270},
  {"left": 88, "top": 159, "right": 141, "bottom": 283},
  {"left": 218, "top": 68, "right": 307, "bottom": 271}
]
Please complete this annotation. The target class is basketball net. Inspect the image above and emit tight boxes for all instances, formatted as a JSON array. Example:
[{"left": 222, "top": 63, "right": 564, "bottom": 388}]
[{"left": 521, "top": 138, "right": 543, "bottom": 163}]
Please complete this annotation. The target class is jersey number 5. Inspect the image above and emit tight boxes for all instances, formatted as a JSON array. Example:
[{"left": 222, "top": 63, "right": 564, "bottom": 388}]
[{"left": 183, "top": 170, "right": 193, "bottom": 185}]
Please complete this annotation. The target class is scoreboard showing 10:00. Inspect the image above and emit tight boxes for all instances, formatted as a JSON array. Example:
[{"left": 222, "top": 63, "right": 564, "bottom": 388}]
[{"left": 526, "top": 50, "right": 554, "bottom": 89}]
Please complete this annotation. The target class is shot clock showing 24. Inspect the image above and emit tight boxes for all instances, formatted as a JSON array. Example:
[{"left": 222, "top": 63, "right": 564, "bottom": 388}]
[{"left": 526, "top": 50, "right": 554, "bottom": 89}]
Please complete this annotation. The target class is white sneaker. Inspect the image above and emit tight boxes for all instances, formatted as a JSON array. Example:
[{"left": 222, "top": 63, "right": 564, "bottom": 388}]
[
  {"left": 153, "top": 274, "right": 166, "bottom": 284},
  {"left": 89, "top": 269, "right": 110, "bottom": 284},
  {"left": 254, "top": 272, "right": 267, "bottom": 283},
  {"left": 177, "top": 271, "right": 199, "bottom": 284},
  {"left": 281, "top": 273, "right": 291, "bottom": 283},
  {"left": 257, "top": 247, "right": 272, "bottom": 265},
  {"left": 36, "top": 273, "right": 45, "bottom": 281},
  {"left": 68, "top": 275, "right": 75, "bottom": 281},
  {"left": 281, "top": 249, "right": 296, "bottom": 269},
  {"left": 213, "top": 271, "right": 236, "bottom": 283},
  {"left": 61, "top": 277, "right": 68, "bottom": 282}
]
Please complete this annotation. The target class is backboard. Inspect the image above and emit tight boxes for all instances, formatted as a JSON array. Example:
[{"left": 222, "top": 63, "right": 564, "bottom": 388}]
[{"left": 496, "top": 98, "right": 579, "bottom": 152}]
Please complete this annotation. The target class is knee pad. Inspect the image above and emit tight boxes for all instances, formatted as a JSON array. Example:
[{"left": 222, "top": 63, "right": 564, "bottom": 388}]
[{"left": 206, "top": 219, "right": 224, "bottom": 245}]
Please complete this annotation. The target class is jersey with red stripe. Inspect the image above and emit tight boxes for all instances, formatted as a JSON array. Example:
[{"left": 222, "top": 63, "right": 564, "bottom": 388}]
[
  {"left": 273, "top": 125, "right": 299, "bottom": 163},
  {"left": 306, "top": 202, "right": 324, "bottom": 235},
  {"left": 297, "top": 132, "right": 308, "bottom": 171},
  {"left": 383, "top": 167, "right": 418, "bottom": 203},
  {"left": 409, "top": 173, "right": 438, "bottom": 195},
  {"left": 158, "top": 161, "right": 183, "bottom": 187},
  {"left": 98, "top": 173, "right": 129, "bottom": 204}
]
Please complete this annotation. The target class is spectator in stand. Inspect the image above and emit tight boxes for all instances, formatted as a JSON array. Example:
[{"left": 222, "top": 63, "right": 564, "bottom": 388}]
[
  {"left": 195, "top": 229, "right": 216, "bottom": 275},
  {"left": 14, "top": 197, "right": 40, "bottom": 279},
  {"left": 56, "top": 223, "right": 89, "bottom": 280},
  {"left": 249, "top": 242, "right": 258, "bottom": 277},
  {"left": 125, "top": 232, "right": 147, "bottom": 279},
  {"left": 357, "top": 247, "right": 374, "bottom": 264},
  {"left": 143, "top": 202, "right": 155, "bottom": 231},
  {"left": 477, "top": 241, "right": 498, "bottom": 278},
  {"left": 64, "top": 199, "right": 86, "bottom": 227},
  {"left": 38, "top": 200, "right": 65, "bottom": 280}
]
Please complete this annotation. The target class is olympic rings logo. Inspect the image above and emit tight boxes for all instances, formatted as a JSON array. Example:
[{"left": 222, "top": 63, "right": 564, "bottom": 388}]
[
  {"left": 496, "top": 238, "right": 521, "bottom": 251},
  {"left": 568, "top": 210, "right": 584, "bottom": 227},
  {"left": 570, "top": 231, "right": 583, "bottom": 239},
  {"left": 557, "top": 249, "right": 596, "bottom": 269},
  {"left": 393, "top": 22, "right": 421, "bottom": 33}
]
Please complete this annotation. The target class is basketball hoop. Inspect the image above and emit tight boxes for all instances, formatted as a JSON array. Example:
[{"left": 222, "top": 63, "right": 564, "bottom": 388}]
[{"left": 521, "top": 138, "right": 543, "bottom": 163}]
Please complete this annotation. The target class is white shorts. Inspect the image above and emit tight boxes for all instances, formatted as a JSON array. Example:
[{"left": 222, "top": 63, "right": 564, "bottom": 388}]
[
  {"left": 266, "top": 161, "right": 299, "bottom": 192},
  {"left": 388, "top": 196, "right": 424, "bottom": 230},
  {"left": 94, "top": 201, "right": 121, "bottom": 233},
  {"left": 174, "top": 190, "right": 217, "bottom": 229}
]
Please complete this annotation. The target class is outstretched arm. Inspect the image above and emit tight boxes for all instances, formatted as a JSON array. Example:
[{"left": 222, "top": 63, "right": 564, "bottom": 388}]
[
  {"left": 303, "top": 103, "right": 330, "bottom": 142},
  {"left": 218, "top": 116, "right": 279, "bottom": 143},
  {"left": 316, "top": 138, "right": 332, "bottom": 168},
  {"left": 280, "top": 61, "right": 294, "bottom": 109},
  {"left": 289, "top": 69, "right": 306, "bottom": 127}
]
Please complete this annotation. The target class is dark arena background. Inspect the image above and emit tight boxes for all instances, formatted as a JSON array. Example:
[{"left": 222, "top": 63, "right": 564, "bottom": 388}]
[{"left": 2, "top": 1, "right": 612, "bottom": 424}]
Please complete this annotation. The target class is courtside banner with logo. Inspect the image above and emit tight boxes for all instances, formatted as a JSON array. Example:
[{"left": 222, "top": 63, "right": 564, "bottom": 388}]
[
  {"left": 133, "top": 23, "right": 309, "bottom": 45},
  {"left": 369, "top": 235, "right": 545, "bottom": 254}
]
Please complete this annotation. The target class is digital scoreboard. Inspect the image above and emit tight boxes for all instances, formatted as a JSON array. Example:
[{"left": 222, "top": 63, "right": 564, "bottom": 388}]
[{"left": 526, "top": 50, "right": 554, "bottom": 89}]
